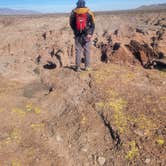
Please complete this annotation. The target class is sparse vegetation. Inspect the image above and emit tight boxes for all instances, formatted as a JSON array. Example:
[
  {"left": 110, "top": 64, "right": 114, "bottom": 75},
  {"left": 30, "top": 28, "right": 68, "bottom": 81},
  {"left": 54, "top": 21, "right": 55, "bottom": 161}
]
[{"left": 0, "top": 9, "right": 165, "bottom": 165}]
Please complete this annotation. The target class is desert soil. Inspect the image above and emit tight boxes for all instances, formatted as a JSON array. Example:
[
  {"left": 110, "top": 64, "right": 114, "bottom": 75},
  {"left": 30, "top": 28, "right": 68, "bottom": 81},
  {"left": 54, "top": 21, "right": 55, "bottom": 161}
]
[{"left": 0, "top": 10, "right": 165, "bottom": 166}]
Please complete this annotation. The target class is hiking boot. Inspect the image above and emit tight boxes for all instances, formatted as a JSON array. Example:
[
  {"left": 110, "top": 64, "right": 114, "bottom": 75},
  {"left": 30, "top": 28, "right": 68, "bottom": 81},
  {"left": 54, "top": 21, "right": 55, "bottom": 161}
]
[
  {"left": 75, "top": 66, "right": 82, "bottom": 72},
  {"left": 85, "top": 67, "right": 92, "bottom": 71}
]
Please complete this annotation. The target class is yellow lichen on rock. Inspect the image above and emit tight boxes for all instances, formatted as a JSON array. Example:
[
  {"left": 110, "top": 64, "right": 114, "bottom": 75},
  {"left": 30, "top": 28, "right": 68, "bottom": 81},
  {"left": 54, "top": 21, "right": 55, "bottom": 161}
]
[
  {"left": 108, "top": 98, "right": 128, "bottom": 133},
  {"left": 34, "top": 107, "right": 41, "bottom": 114},
  {"left": 10, "top": 129, "right": 21, "bottom": 142},
  {"left": 31, "top": 123, "right": 45, "bottom": 130},
  {"left": 160, "top": 96, "right": 166, "bottom": 103},
  {"left": 96, "top": 98, "right": 128, "bottom": 133},
  {"left": 12, "top": 108, "right": 26, "bottom": 117},
  {"left": 106, "top": 89, "right": 119, "bottom": 98},
  {"left": 113, "top": 109, "right": 127, "bottom": 133},
  {"left": 4, "top": 137, "right": 11, "bottom": 145},
  {"left": 125, "top": 141, "right": 139, "bottom": 160},
  {"left": 25, "top": 103, "right": 42, "bottom": 114},
  {"left": 123, "top": 72, "right": 135, "bottom": 83},
  {"left": 159, "top": 70, "right": 166, "bottom": 77},
  {"left": 80, "top": 114, "right": 87, "bottom": 125},
  {"left": 132, "top": 114, "right": 157, "bottom": 136},
  {"left": 95, "top": 102, "right": 105, "bottom": 109},
  {"left": 11, "top": 160, "right": 21, "bottom": 166},
  {"left": 93, "top": 71, "right": 107, "bottom": 84},
  {"left": 1, "top": 129, "right": 21, "bottom": 146},
  {"left": 108, "top": 98, "right": 127, "bottom": 112},
  {"left": 25, "top": 103, "right": 33, "bottom": 112},
  {"left": 156, "top": 139, "right": 165, "bottom": 145},
  {"left": 93, "top": 65, "right": 116, "bottom": 84}
]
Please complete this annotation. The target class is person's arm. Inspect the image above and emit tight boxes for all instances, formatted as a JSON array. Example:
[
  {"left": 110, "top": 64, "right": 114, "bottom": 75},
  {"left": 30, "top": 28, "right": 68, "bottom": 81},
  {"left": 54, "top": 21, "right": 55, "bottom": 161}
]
[
  {"left": 69, "top": 11, "right": 75, "bottom": 31},
  {"left": 87, "top": 11, "right": 95, "bottom": 36}
]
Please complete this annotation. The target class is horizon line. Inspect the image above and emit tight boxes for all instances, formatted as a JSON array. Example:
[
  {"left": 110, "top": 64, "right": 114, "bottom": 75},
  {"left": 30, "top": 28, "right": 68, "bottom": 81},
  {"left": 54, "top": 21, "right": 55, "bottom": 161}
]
[{"left": 0, "top": 2, "right": 166, "bottom": 14}]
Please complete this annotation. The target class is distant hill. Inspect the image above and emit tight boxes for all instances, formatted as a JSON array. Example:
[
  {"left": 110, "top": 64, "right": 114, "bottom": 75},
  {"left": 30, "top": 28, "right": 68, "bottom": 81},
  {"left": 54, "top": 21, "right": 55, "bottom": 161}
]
[
  {"left": 136, "top": 3, "right": 166, "bottom": 10},
  {"left": 0, "top": 8, "right": 40, "bottom": 15}
]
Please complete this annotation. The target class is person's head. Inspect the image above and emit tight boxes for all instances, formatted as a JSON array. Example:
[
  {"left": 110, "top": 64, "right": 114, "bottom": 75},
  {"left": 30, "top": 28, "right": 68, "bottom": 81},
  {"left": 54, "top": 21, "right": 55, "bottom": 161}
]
[{"left": 76, "top": 0, "right": 86, "bottom": 8}]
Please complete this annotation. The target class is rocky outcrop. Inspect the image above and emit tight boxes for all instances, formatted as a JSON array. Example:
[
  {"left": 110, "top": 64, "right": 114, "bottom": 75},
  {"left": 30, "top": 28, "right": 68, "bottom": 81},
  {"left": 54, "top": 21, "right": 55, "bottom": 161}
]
[{"left": 126, "top": 40, "right": 159, "bottom": 68}]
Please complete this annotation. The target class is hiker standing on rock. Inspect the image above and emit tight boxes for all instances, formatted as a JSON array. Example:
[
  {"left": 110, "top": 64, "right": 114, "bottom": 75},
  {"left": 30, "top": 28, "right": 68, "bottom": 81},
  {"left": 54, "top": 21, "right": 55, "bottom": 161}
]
[{"left": 70, "top": 0, "right": 95, "bottom": 72}]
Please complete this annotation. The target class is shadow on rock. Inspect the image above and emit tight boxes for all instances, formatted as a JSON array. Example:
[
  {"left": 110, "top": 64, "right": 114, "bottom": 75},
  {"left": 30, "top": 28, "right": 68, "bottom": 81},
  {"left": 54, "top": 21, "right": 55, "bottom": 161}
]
[
  {"left": 63, "top": 65, "right": 76, "bottom": 72},
  {"left": 43, "top": 61, "right": 57, "bottom": 70}
]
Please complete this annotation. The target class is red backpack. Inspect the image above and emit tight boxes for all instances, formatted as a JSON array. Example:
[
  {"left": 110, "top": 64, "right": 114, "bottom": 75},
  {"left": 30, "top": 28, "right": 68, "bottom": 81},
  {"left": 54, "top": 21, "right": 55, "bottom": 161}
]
[{"left": 76, "top": 13, "right": 87, "bottom": 32}]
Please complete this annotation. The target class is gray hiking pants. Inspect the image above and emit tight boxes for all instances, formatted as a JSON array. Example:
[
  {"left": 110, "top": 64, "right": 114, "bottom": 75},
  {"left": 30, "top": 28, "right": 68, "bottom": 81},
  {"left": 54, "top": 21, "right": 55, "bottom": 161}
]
[{"left": 75, "top": 36, "right": 91, "bottom": 68}]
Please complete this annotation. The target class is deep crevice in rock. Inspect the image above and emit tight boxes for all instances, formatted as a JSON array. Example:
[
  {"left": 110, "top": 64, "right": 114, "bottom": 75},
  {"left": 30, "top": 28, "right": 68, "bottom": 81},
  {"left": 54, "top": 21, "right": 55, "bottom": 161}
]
[{"left": 100, "top": 113, "right": 122, "bottom": 150}]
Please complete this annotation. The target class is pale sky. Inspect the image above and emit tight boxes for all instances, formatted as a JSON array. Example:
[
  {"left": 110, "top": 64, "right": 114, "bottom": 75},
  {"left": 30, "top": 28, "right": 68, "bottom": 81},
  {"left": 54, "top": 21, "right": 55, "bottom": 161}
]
[{"left": 0, "top": 0, "right": 166, "bottom": 13}]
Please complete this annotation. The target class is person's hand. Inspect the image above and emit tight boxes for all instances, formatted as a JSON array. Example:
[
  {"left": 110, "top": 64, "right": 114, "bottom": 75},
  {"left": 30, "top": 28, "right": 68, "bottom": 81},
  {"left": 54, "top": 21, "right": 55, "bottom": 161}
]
[{"left": 86, "top": 34, "right": 92, "bottom": 40}]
